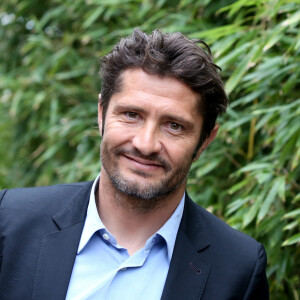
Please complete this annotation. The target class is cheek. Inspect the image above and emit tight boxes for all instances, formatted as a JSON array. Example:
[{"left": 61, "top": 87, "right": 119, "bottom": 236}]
[
  {"left": 163, "top": 142, "right": 194, "bottom": 165},
  {"left": 103, "top": 123, "right": 133, "bottom": 148}
]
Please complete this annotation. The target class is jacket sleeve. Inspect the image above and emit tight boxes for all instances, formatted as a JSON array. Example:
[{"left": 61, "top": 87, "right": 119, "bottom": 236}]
[
  {"left": 243, "top": 243, "right": 269, "bottom": 300},
  {"left": 0, "top": 189, "right": 8, "bottom": 276},
  {"left": 0, "top": 189, "right": 8, "bottom": 206}
]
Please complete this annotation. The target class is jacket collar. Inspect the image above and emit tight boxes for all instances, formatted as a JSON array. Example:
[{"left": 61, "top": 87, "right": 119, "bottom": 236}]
[
  {"left": 161, "top": 194, "right": 211, "bottom": 300},
  {"left": 52, "top": 181, "right": 93, "bottom": 230},
  {"left": 32, "top": 181, "right": 93, "bottom": 300}
]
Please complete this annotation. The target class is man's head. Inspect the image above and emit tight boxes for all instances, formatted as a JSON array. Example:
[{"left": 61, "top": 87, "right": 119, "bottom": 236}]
[
  {"left": 98, "top": 29, "right": 228, "bottom": 207},
  {"left": 100, "top": 28, "right": 228, "bottom": 151}
]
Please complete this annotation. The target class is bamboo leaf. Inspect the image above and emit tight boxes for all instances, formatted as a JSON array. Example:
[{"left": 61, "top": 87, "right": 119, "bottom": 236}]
[
  {"left": 257, "top": 181, "right": 279, "bottom": 222},
  {"left": 282, "top": 233, "right": 300, "bottom": 246},
  {"left": 82, "top": 7, "right": 105, "bottom": 29},
  {"left": 226, "top": 197, "right": 251, "bottom": 216},
  {"left": 277, "top": 176, "right": 286, "bottom": 202},
  {"left": 283, "top": 208, "right": 300, "bottom": 219},
  {"left": 237, "top": 162, "right": 273, "bottom": 174},
  {"left": 225, "top": 44, "right": 260, "bottom": 95},
  {"left": 283, "top": 220, "right": 299, "bottom": 231},
  {"left": 243, "top": 196, "right": 261, "bottom": 228}
]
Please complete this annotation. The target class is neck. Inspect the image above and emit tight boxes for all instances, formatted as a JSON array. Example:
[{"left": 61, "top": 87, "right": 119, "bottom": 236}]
[{"left": 96, "top": 170, "right": 185, "bottom": 255}]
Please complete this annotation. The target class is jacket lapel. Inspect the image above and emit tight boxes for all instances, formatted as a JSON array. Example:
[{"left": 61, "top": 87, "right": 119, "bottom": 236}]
[
  {"left": 161, "top": 195, "right": 211, "bottom": 300},
  {"left": 32, "top": 181, "right": 93, "bottom": 300}
]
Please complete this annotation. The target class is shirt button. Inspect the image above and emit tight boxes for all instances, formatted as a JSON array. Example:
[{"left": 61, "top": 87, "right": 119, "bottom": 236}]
[{"left": 102, "top": 233, "right": 109, "bottom": 240}]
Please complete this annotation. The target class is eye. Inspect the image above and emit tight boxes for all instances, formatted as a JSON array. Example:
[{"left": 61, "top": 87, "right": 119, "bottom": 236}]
[
  {"left": 169, "top": 122, "right": 182, "bottom": 131},
  {"left": 125, "top": 112, "right": 138, "bottom": 119}
]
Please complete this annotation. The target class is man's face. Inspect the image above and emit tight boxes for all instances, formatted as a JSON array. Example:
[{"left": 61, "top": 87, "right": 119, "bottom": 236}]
[{"left": 99, "top": 69, "right": 213, "bottom": 202}]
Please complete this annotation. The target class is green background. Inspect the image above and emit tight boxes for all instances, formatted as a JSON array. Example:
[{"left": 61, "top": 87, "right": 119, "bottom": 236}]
[{"left": 0, "top": 0, "right": 299, "bottom": 298}]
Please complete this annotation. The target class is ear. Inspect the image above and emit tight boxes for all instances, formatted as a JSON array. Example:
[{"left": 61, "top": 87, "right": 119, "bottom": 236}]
[
  {"left": 98, "top": 94, "right": 103, "bottom": 136},
  {"left": 193, "top": 124, "right": 219, "bottom": 161}
]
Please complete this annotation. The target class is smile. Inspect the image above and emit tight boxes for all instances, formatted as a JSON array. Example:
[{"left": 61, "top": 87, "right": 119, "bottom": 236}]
[{"left": 122, "top": 154, "right": 164, "bottom": 171}]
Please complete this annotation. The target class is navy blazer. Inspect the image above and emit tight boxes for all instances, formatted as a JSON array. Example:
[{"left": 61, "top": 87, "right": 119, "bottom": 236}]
[{"left": 0, "top": 181, "right": 268, "bottom": 299}]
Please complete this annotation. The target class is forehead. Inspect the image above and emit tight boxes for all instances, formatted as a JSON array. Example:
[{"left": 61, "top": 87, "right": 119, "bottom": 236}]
[
  {"left": 114, "top": 69, "right": 201, "bottom": 113},
  {"left": 120, "top": 69, "right": 197, "bottom": 97}
]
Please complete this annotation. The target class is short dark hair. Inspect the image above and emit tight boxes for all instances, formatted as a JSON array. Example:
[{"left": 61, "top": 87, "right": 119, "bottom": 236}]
[{"left": 100, "top": 28, "right": 228, "bottom": 149}]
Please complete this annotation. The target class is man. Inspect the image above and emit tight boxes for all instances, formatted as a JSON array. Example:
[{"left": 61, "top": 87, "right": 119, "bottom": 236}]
[{"left": 0, "top": 29, "right": 268, "bottom": 299}]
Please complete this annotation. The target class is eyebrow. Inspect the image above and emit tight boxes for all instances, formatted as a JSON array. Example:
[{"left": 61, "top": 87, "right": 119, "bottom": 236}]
[
  {"left": 114, "top": 104, "right": 195, "bottom": 129},
  {"left": 113, "top": 104, "right": 146, "bottom": 114},
  {"left": 165, "top": 113, "right": 195, "bottom": 128}
]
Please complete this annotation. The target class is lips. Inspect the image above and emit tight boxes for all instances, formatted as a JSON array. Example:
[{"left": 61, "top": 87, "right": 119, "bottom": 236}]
[{"left": 122, "top": 154, "right": 164, "bottom": 170}]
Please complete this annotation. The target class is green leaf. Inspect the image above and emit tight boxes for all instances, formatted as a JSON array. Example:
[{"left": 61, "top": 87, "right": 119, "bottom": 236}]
[
  {"left": 228, "top": 177, "right": 252, "bottom": 194},
  {"left": 283, "top": 220, "right": 299, "bottom": 231},
  {"left": 277, "top": 176, "right": 286, "bottom": 202},
  {"left": 225, "top": 44, "right": 261, "bottom": 95},
  {"left": 237, "top": 162, "right": 273, "bottom": 174},
  {"left": 226, "top": 197, "right": 251, "bottom": 216},
  {"left": 282, "top": 233, "right": 300, "bottom": 246},
  {"left": 195, "top": 158, "right": 222, "bottom": 177},
  {"left": 243, "top": 196, "right": 262, "bottom": 228},
  {"left": 283, "top": 209, "right": 300, "bottom": 220},
  {"left": 257, "top": 181, "right": 279, "bottom": 223},
  {"left": 280, "top": 10, "right": 300, "bottom": 27},
  {"left": 82, "top": 7, "right": 105, "bottom": 29}
]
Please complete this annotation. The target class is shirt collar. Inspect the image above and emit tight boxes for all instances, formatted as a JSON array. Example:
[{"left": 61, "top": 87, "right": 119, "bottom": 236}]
[
  {"left": 78, "top": 174, "right": 185, "bottom": 262},
  {"left": 155, "top": 195, "right": 185, "bottom": 262},
  {"left": 77, "top": 174, "right": 103, "bottom": 253}
]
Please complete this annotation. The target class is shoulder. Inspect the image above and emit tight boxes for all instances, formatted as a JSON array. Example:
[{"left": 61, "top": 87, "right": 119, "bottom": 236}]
[
  {"left": 184, "top": 195, "right": 265, "bottom": 263},
  {"left": 0, "top": 181, "right": 93, "bottom": 229},
  {"left": 0, "top": 181, "right": 92, "bottom": 207}
]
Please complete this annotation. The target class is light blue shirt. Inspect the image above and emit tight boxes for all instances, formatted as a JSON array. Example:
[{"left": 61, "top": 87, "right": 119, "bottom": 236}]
[{"left": 66, "top": 174, "right": 185, "bottom": 300}]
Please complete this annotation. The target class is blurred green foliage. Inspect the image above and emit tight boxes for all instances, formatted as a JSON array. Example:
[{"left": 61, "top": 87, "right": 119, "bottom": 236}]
[{"left": 0, "top": 0, "right": 299, "bottom": 298}]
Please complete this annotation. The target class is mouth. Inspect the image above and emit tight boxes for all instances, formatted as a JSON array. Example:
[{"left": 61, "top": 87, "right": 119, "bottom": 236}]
[{"left": 122, "top": 154, "right": 164, "bottom": 171}]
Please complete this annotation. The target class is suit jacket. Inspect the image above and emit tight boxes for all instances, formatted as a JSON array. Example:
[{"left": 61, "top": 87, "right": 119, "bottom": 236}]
[{"left": 0, "top": 181, "right": 268, "bottom": 300}]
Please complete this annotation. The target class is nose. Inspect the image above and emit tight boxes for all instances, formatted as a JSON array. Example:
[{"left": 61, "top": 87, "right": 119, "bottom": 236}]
[{"left": 132, "top": 123, "right": 161, "bottom": 156}]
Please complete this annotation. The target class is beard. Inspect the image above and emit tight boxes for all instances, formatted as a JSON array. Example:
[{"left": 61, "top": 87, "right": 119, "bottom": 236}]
[{"left": 100, "top": 140, "right": 192, "bottom": 212}]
